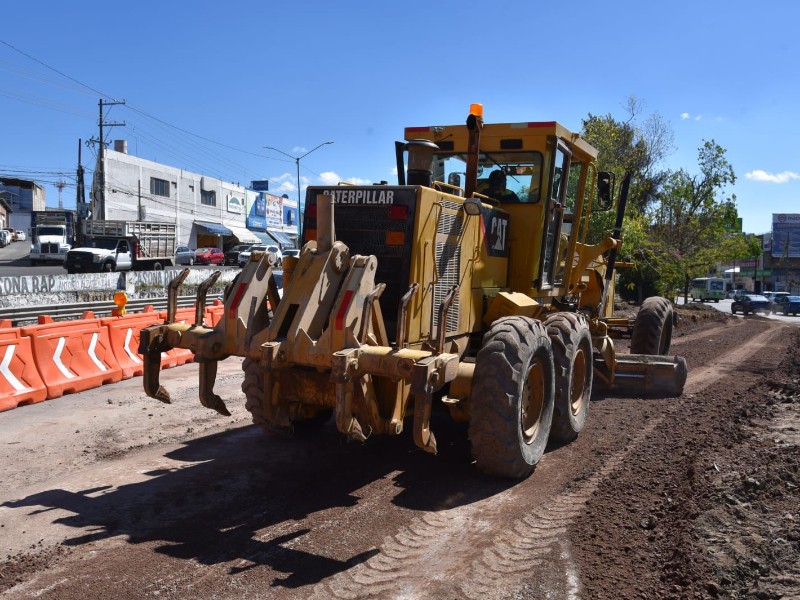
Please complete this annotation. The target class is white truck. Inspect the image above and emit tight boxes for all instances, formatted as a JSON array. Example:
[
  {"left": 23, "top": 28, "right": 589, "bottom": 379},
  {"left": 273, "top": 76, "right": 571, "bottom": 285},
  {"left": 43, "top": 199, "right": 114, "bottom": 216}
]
[
  {"left": 29, "top": 211, "right": 75, "bottom": 265},
  {"left": 64, "top": 221, "right": 177, "bottom": 273}
]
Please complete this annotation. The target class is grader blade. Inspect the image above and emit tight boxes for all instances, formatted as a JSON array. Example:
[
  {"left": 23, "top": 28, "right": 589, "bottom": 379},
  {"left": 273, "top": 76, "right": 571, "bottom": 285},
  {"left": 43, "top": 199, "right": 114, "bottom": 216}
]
[{"left": 612, "top": 354, "right": 687, "bottom": 397}]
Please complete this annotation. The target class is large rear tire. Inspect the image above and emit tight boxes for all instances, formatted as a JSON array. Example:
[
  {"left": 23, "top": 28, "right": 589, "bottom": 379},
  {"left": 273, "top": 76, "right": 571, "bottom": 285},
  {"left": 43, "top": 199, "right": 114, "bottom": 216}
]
[
  {"left": 630, "top": 296, "right": 673, "bottom": 355},
  {"left": 469, "top": 316, "right": 554, "bottom": 479},
  {"left": 544, "top": 313, "right": 593, "bottom": 444}
]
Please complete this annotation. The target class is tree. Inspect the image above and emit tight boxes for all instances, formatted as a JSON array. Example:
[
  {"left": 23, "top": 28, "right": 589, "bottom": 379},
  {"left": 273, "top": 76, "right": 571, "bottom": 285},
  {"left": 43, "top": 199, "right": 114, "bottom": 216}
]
[
  {"left": 646, "top": 140, "right": 738, "bottom": 300},
  {"left": 581, "top": 97, "right": 674, "bottom": 233},
  {"left": 580, "top": 98, "right": 674, "bottom": 301}
]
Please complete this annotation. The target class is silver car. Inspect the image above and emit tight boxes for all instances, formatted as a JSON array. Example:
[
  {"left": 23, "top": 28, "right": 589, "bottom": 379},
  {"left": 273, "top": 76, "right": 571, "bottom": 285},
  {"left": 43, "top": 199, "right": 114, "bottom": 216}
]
[{"left": 175, "top": 245, "right": 195, "bottom": 265}]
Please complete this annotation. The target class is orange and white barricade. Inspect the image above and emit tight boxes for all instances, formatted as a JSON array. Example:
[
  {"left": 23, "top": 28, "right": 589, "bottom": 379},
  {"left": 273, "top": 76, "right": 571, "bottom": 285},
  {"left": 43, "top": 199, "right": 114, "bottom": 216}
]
[
  {"left": 21, "top": 315, "right": 123, "bottom": 399},
  {"left": 0, "top": 327, "right": 47, "bottom": 412},
  {"left": 101, "top": 306, "right": 171, "bottom": 379}
]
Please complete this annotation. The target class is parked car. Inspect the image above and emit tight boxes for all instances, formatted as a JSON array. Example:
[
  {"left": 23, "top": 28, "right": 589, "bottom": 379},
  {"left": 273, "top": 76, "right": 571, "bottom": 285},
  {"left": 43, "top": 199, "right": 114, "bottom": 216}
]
[
  {"left": 731, "top": 293, "right": 770, "bottom": 315},
  {"left": 237, "top": 244, "right": 282, "bottom": 268},
  {"left": 194, "top": 247, "right": 224, "bottom": 265},
  {"left": 175, "top": 245, "right": 195, "bottom": 265},
  {"left": 224, "top": 244, "right": 252, "bottom": 266},
  {"left": 763, "top": 291, "right": 791, "bottom": 313},
  {"left": 237, "top": 245, "right": 266, "bottom": 267},
  {"left": 266, "top": 245, "right": 283, "bottom": 267},
  {"left": 0, "top": 230, "right": 10, "bottom": 247},
  {"left": 778, "top": 296, "right": 800, "bottom": 316},
  {"left": 283, "top": 248, "right": 300, "bottom": 260},
  {"left": 14, "top": 230, "right": 26, "bottom": 242}
]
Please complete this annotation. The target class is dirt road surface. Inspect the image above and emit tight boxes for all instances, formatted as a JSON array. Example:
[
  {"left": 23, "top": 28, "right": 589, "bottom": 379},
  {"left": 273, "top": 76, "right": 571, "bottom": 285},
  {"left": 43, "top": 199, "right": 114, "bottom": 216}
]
[{"left": 1, "top": 305, "right": 798, "bottom": 599}]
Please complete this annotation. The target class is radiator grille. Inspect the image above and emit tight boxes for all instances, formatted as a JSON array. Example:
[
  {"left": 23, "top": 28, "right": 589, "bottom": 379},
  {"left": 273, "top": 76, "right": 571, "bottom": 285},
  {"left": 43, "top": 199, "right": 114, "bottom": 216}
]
[
  {"left": 433, "top": 242, "right": 461, "bottom": 333},
  {"left": 304, "top": 198, "right": 414, "bottom": 342},
  {"left": 437, "top": 200, "right": 464, "bottom": 237}
]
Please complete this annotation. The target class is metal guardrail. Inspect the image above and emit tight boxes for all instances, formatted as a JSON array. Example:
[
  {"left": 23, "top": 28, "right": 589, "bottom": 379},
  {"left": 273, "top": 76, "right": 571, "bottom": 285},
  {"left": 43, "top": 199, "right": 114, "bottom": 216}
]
[{"left": 0, "top": 294, "right": 223, "bottom": 327}]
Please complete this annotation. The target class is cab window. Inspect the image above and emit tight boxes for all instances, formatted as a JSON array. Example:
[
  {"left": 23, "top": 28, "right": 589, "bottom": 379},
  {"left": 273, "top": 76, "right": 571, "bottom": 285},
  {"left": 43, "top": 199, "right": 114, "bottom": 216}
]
[{"left": 432, "top": 151, "right": 544, "bottom": 203}]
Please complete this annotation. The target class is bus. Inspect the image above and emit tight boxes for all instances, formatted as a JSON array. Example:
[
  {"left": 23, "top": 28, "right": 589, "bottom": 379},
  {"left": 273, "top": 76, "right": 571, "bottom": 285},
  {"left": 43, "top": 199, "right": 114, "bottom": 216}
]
[{"left": 690, "top": 277, "right": 725, "bottom": 302}]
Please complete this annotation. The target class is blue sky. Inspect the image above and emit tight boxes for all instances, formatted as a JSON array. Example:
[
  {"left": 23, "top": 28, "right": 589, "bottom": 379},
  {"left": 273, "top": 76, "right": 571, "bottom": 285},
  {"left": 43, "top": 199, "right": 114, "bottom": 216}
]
[{"left": 1, "top": 0, "right": 798, "bottom": 234}]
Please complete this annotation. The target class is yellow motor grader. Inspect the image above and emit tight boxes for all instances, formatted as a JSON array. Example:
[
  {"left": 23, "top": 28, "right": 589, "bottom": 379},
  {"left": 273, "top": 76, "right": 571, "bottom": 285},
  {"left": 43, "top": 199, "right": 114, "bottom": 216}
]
[{"left": 139, "top": 104, "right": 686, "bottom": 478}]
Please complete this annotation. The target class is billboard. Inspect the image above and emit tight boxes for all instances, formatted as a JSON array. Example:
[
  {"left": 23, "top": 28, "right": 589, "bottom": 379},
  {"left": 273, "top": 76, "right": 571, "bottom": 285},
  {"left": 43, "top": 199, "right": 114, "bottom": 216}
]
[
  {"left": 265, "top": 193, "right": 283, "bottom": 228},
  {"left": 771, "top": 214, "right": 800, "bottom": 258},
  {"left": 245, "top": 190, "right": 266, "bottom": 230}
]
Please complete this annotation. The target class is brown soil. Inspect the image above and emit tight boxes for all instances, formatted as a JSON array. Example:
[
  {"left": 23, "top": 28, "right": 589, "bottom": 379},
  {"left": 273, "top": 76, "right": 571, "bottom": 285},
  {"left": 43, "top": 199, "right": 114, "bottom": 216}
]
[{"left": 0, "top": 303, "right": 798, "bottom": 599}]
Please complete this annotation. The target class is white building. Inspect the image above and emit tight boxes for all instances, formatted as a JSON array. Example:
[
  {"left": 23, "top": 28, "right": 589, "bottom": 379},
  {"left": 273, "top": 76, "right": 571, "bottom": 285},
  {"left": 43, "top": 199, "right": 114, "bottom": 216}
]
[{"left": 91, "top": 141, "right": 298, "bottom": 250}]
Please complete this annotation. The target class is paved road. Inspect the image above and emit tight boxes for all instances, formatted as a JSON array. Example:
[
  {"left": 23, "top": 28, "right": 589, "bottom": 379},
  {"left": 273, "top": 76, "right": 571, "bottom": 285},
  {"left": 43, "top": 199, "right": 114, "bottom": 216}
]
[
  {"left": 0, "top": 241, "right": 238, "bottom": 277},
  {"left": 675, "top": 295, "right": 800, "bottom": 324}
]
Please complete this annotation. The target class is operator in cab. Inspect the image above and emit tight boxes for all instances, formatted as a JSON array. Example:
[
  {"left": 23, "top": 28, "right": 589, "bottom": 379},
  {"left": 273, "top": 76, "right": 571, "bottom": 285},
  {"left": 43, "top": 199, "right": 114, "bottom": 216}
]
[{"left": 485, "top": 169, "right": 519, "bottom": 202}]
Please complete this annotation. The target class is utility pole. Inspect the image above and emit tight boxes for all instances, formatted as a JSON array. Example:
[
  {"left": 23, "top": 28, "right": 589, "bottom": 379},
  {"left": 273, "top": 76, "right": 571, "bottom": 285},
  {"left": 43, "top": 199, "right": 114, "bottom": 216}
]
[
  {"left": 77, "top": 139, "right": 87, "bottom": 245},
  {"left": 263, "top": 141, "right": 333, "bottom": 244},
  {"left": 92, "top": 98, "right": 126, "bottom": 220}
]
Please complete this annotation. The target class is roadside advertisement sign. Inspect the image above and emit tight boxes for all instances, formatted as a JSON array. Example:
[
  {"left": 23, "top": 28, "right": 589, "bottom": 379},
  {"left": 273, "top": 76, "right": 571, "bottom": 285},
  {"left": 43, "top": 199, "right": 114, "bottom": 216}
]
[
  {"left": 772, "top": 214, "right": 800, "bottom": 258},
  {"left": 266, "top": 193, "right": 283, "bottom": 228},
  {"left": 245, "top": 191, "right": 266, "bottom": 230}
]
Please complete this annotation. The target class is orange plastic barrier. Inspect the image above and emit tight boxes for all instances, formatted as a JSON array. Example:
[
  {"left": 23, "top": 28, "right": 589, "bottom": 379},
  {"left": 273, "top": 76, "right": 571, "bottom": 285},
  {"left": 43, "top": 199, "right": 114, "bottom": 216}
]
[
  {"left": 21, "top": 315, "right": 123, "bottom": 399},
  {"left": 101, "top": 306, "right": 171, "bottom": 379},
  {"left": 0, "top": 327, "right": 47, "bottom": 412}
]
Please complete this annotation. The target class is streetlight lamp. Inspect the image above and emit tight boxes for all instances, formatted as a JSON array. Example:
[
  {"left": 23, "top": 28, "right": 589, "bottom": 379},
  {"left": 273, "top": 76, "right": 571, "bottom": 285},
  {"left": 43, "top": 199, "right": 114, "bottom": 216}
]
[{"left": 263, "top": 141, "right": 334, "bottom": 244}]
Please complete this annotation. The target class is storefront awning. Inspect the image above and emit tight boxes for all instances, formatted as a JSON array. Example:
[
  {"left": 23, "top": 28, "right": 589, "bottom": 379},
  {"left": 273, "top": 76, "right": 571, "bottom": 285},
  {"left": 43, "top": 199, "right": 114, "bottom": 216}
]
[
  {"left": 267, "top": 230, "right": 296, "bottom": 248},
  {"left": 252, "top": 232, "right": 275, "bottom": 245},
  {"left": 226, "top": 225, "right": 260, "bottom": 244},
  {"left": 194, "top": 221, "right": 232, "bottom": 236}
]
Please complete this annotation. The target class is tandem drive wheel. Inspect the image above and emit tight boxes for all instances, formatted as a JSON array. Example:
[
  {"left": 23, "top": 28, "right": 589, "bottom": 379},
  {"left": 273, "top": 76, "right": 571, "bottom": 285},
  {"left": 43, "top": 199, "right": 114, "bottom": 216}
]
[
  {"left": 469, "top": 316, "right": 555, "bottom": 479},
  {"left": 544, "top": 312, "right": 593, "bottom": 444}
]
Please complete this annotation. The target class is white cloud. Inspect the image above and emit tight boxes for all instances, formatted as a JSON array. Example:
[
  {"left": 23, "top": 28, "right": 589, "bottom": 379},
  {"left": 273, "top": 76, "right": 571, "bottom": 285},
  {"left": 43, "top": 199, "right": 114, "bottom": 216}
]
[
  {"left": 745, "top": 170, "right": 800, "bottom": 184},
  {"left": 317, "top": 171, "right": 372, "bottom": 186},
  {"left": 270, "top": 172, "right": 297, "bottom": 194},
  {"left": 680, "top": 112, "right": 690, "bottom": 120},
  {"left": 680, "top": 112, "right": 702, "bottom": 121},
  {"left": 318, "top": 171, "right": 341, "bottom": 186}
]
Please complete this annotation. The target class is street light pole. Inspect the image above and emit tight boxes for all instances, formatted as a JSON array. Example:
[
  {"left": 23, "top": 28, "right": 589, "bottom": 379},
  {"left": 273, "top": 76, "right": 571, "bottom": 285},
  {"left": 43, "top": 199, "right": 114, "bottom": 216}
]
[{"left": 263, "top": 141, "right": 334, "bottom": 245}]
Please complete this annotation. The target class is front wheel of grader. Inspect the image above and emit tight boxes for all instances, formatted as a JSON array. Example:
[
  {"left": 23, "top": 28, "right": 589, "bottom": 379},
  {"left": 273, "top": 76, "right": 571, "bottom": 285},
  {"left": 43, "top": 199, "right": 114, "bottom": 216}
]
[
  {"left": 242, "top": 357, "right": 332, "bottom": 437},
  {"left": 469, "top": 316, "right": 555, "bottom": 479},
  {"left": 544, "top": 313, "right": 593, "bottom": 444},
  {"left": 630, "top": 296, "right": 674, "bottom": 355}
]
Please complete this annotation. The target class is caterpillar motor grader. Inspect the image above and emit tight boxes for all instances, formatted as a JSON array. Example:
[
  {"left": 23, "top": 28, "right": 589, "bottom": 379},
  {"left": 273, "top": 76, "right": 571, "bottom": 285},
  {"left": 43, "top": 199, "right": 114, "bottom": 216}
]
[{"left": 139, "top": 104, "right": 686, "bottom": 478}]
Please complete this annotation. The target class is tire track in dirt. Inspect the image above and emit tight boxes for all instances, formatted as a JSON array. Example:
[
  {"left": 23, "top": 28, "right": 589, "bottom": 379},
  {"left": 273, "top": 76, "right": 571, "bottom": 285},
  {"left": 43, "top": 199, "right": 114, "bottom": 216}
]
[{"left": 310, "top": 322, "right": 779, "bottom": 600}]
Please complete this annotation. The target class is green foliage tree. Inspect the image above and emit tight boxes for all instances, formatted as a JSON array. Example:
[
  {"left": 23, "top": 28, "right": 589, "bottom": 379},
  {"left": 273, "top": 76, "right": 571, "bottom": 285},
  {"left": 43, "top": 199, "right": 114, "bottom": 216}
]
[{"left": 645, "top": 140, "right": 739, "bottom": 300}]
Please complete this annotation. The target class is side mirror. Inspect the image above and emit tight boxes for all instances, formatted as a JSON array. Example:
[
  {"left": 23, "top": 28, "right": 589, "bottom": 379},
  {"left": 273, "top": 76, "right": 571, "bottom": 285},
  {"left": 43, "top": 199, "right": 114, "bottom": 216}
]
[
  {"left": 448, "top": 172, "right": 462, "bottom": 188},
  {"left": 597, "top": 171, "right": 615, "bottom": 210},
  {"left": 463, "top": 197, "right": 482, "bottom": 216}
]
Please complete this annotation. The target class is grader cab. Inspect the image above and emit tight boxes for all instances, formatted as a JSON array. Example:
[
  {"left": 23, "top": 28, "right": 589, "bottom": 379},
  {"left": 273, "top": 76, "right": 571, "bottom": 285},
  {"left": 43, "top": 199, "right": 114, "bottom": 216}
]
[{"left": 140, "top": 104, "right": 686, "bottom": 478}]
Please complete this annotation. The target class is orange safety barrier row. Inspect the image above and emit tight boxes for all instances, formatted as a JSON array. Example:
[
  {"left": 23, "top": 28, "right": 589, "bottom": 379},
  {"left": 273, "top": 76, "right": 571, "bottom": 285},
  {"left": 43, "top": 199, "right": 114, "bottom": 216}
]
[{"left": 0, "top": 302, "right": 220, "bottom": 412}]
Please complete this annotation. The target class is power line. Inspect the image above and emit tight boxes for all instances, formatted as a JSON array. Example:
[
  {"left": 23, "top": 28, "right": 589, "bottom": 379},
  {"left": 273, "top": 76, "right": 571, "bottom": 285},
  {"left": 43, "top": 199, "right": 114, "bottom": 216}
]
[{"left": 0, "top": 39, "right": 110, "bottom": 100}]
